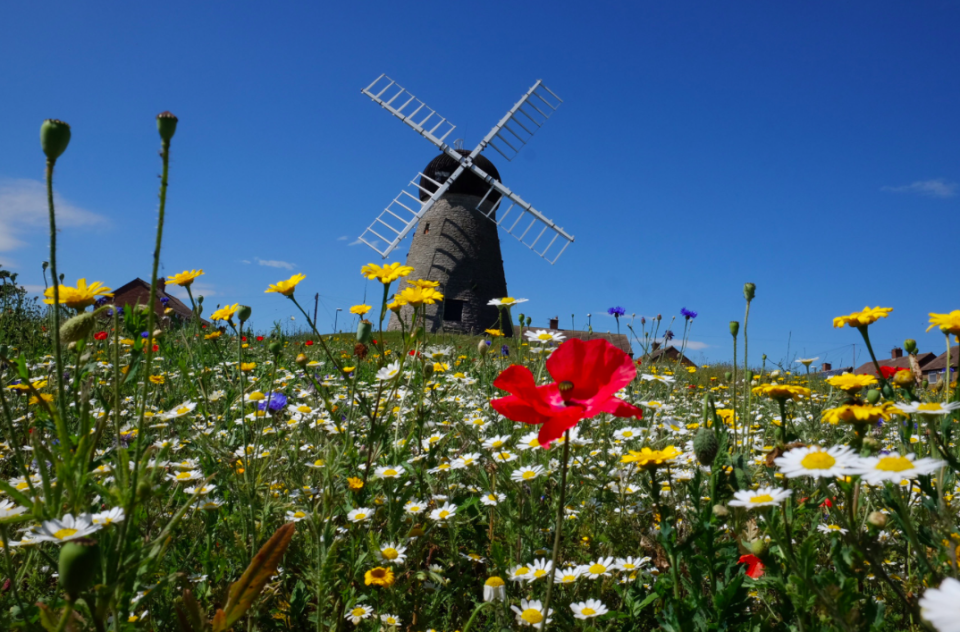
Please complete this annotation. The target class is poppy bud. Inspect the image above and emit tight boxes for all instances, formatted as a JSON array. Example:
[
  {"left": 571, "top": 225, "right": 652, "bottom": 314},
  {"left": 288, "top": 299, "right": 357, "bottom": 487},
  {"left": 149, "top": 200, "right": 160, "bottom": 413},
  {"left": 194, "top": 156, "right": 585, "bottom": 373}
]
[
  {"left": 746, "top": 538, "right": 769, "bottom": 556},
  {"left": 518, "top": 313, "right": 525, "bottom": 326},
  {"left": 656, "top": 314, "right": 662, "bottom": 321},
  {"left": 525, "top": 316, "right": 531, "bottom": 327},
  {"left": 59, "top": 538, "right": 99, "bottom": 600},
  {"left": 268, "top": 341, "right": 282, "bottom": 356},
  {"left": 724, "top": 371, "right": 732, "bottom": 382},
  {"left": 881, "top": 384, "right": 894, "bottom": 399},
  {"left": 477, "top": 340, "right": 489, "bottom": 355},
  {"left": 237, "top": 305, "right": 252, "bottom": 324},
  {"left": 295, "top": 353, "right": 308, "bottom": 367},
  {"left": 904, "top": 339, "right": 917, "bottom": 354},
  {"left": 40, "top": 119, "right": 71, "bottom": 162},
  {"left": 743, "top": 283, "right": 756, "bottom": 302},
  {"left": 893, "top": 370, "right": 914, "bottom": 387},
  {"left": 156, "top": 111, "right": 178, "bottom": 142},
  {"left": 729, "top": 321, "right": 739, "bottom": 337},
  {"left": 867, "top": 511, "right": 887, "bottom": 528},
  {"left": 712, "top": 504, "right": 729, "bottom": 518},
  {"left": 640, "top": 317, "right": 646, "bottom": 325},
  {"left": 693, "top": 427, "right": 718, "bottom": 466},
  {"left": 60, "top": 312, "right": 96, "bottom": 343},
  {"left": 865, "top": 389, "right": 881, "bottom": 404},
  {"left": 357, "top": 320, "right": 373, "bottom": 344},
  {"left": 423, "top": 363, "right": 434, "bottom": 378}
]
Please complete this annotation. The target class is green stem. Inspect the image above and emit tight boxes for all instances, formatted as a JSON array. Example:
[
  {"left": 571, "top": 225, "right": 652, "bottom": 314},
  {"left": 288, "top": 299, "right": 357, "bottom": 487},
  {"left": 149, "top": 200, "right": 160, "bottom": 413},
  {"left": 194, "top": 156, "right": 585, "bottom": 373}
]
[
  {"left": 743, "top": 300, "right": 751, "bottom": 428},
  {"left": 45, "top": 159, "right": 68, "bottom": 426},
  {"left": 540, "top": 429, "right": 571, "bottom": 632}
]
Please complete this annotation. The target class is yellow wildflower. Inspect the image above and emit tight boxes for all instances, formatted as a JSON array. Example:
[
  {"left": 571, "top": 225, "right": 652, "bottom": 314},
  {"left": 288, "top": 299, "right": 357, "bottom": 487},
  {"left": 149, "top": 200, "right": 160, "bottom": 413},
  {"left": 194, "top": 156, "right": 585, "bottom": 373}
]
[
  {"left": 928, "top": 311, "right": 960, "bottom": 336},
  {"left": 166, "top": 269, "right": 203, "bottom": 287},
  {"left": 621, "top": 445, "right": 682, "bottom": 469},
  {"left": 752, "top": 384, "right": 811, "bottom": 401},
  {"left": 825, "top": 373, "right": 877, "bottom": 392},
  {"left": 406, "top": 278, "right": 439, "bottom": 288},
  {"left": 240, "top": 362, "right": 256, "bottom": 372},
  {"left": 265, "top": 273, "right": 306, "bottom": 297},
  {"left": 397, "top": 286, "right": 443, "bottom": 306},
  {"left": 204, "top": 331, "right": 222, "bottom": 340},
  {"left": 350, "top": 304, "right": 372, "bottom": 316},
  {"left": 364, "top": 566, "right": 395, "bottom": 587},
  {"left": 210, "top": 304, "right": 239, "bottom": 322},
  {"left": 822, "top": 403, "right": 899, "bottom": 425},
  {"left": 833, "top": 306, "right": 893, "bottom": 329},
  {"left": 43, "top": 279, "right": 113, "bottom": 310},
  {"left": 361, "top": 262, "right": 414, "bottom": 284},
  {"left": 347, "top": 477, "right": 364, "bottom": 490}
]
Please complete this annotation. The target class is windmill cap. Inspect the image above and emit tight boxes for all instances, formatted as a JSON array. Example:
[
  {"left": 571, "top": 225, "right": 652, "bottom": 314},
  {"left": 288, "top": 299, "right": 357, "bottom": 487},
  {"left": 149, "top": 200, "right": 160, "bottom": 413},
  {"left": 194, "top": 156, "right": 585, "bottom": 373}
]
[{"left": 419, "top": 149, "right": 502, "bottom": 202}]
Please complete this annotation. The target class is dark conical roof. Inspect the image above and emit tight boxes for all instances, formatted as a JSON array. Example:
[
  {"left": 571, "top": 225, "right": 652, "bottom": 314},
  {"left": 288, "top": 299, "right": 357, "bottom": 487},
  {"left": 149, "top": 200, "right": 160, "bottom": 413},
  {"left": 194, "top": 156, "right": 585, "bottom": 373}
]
[{"left": 419, "top": 149, "right": 501, "bottom": 201}]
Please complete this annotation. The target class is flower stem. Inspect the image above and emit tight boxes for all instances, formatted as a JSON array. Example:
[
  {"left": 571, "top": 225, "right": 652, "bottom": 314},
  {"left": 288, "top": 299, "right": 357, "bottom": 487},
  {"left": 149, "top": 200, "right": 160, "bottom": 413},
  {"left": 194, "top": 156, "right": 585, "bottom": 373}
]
[
  {"left": 540, "top": 429, "right": 571, "bottom": 632},
  {"left": 45, "top": 159, "right": 68, "bottom": 425}
]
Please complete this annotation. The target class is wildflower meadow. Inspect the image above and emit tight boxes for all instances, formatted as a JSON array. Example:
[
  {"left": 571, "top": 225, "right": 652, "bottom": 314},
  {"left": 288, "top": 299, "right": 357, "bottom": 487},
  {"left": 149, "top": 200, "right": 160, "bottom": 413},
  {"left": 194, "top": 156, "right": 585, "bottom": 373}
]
[{"left": 4, "top": 115, "right": 960, "bottom": 632}]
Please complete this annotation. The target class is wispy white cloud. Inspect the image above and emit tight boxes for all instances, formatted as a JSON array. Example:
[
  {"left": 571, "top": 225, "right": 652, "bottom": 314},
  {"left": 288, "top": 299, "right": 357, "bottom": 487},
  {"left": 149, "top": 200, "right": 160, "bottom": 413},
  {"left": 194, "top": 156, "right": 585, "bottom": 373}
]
[
  {"left": 255, "top": 257, "right": 295, "bottom": 270},
  {"left": 21, "top": 284, "right": 47, "bottom": 294},
  {"left": 166, "top": 281, "right": 217, "bottom": 300},
  {"left": 882, "top": 178, "right": 957, "bottom": 198},
  {"left": 348, "top": 238, "right": 364, "bottom": 247},
  {"left": 653, "top": 338, "right": 709, "bottom": 351},
  {"left": 0, "top": 178, "right": 108, "bottom": 259},
  {"left": 240, "top": 259, "right": 251, "bottom": 264},
  {"left": 337, "top": 235, "right": 348, "bottom": 241}
]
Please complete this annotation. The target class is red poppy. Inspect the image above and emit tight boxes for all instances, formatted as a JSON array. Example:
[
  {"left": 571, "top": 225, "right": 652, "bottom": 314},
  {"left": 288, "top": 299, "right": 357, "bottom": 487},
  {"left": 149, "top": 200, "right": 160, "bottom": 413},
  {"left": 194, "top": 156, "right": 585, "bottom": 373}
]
[
  {"left": 739, "top": 554, "right": 765, "bottom": 578},
  {"left": 256, "top": 336, "right": 264, "bottom": 342},
  {"left": 490, "top": 338, "right": 643, "bottom": 447},
  {"left": 409, "top": 350, "right": 420, "bottom": 357},
  {"left": 94, "top": 331, "right": 108, "bottom": 341},
  {"left": 152, "top": 344, "right": 159, "bottom": 353},
  {"left": 241, "top": 336, "right": 247, "bottom": 342},
  {"left": 820, "top": 497, "right": 834, "bottom": 508},
  {"left": 371, "top": 339, "right": 378, "bottom": 345},
  {"left": 305, "top": 340, "right": 314, "bottom": 346},
  {"left": 878, "top": 366, "right": 908, "bottom": 379}
]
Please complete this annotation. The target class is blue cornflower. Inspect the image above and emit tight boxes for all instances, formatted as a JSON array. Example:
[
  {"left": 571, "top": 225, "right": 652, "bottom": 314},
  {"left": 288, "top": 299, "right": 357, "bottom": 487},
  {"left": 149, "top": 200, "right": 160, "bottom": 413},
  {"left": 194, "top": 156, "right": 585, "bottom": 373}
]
[
  {"left": 95, "top": 297, "right": 109, "bottom": 307},
  {"left": 160, "top": 296, "right": 170, "bottom": 305},
  {"left": 141, "top": 331, "right": 150, "bottom": 338},
  {"left": 485, "top": 340, "right": 492, "bottom": 346},
  {"left": 107, "top": 306, "right": 124, "bottom": 317},
  {"left": 501, "top": 345, "right": 510, "bottom": 356},
  {"left": 664, "top": 330, "right": 675, "bottom": 341},
  {"left": 258, "top": 392, "right": 288, "bottom": 413},
  {"left": 680, "top": 307, "right": 697, "bottom": 320},
  {"left": 608, "top": 306, "right": 625, "bottom": 317}
]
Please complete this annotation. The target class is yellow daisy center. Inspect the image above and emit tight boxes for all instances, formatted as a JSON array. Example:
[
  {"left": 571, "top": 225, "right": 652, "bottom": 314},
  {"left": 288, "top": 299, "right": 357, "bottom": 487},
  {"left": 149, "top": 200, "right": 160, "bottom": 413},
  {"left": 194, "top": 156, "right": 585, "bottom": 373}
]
[
  {"left": 537, "top": 333, "right": 552, "bottom": 340},
  {"left": 515, "top": 566, "right": 530, "bottom": 576},
  {"left": 588, "top": 563, "right": 606, "bottom": 574},
  {"left": 534, "top": 569, "right": 547, "bottom": 577},
  {"left": 521, "top": 609, "right": 543, "bottom": 624},
  {"left": 293, "top": 511, "right": 306, "bottom": 519},
  {"left": 917, "top": 403, "right": 944, "bottom": 412},
  {"left": 582, "top": 607, "right": 596, "bottom": 616},
  {"left": 351, "top": 608, "right": 365, "bottom": 617},
  {"left": 485, "top": 576, "right": 505, "bottom": 587},
  {"left": 381, "top": 547, "right": 399, "bottom": 560},
  {"left": 53, "top": 528, "right": 78, "bottom": 540},
  {"left": 800, "top": 451, "right": 836, "bottom": 470},
  {"left": 875, "top": 456, "right": 914, "bottom": 472},
  {"left": 439, "top": 510, "right": 450, "bottom": 519},
  {"left": 383, "top": 469, "right": 398, "bottom": 477},
  {"left": 522, "top": 471, "right": 536, "bottom": 480},
  {"left": 354, "top": 513, "right": 366, "bottom": 520},
  {"left": 750, "top": 494, "right": 774, "bottom": 504}
]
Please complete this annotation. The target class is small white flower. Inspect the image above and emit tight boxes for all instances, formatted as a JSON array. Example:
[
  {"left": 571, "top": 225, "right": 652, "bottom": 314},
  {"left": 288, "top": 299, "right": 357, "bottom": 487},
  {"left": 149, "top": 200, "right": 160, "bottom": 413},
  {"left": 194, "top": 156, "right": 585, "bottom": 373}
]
[
  {"left": 0, "top": 499, "right": 28, "bottom": 520},
  {"left": 344, "top": 604, "right": 373, "bottom": 624},
  {"left": 347, "top": 507, "right": 374, "bottom": 523},
  {"left": 488, "top": 297, "right": 528, "bottom": 307},
  {"left": 774, "top": 445, "right": 858, "bottom": 479},
  {"left": 375, "top": 465, "right": 404, "bottom": 479},
  {"left": 377, "top": 543, "right": 408, "bottom": 564},
  {"left": 583, "top": 557, "right": 616, "bottom": 579},
  {"left": 380, "top": 613, "right": 401, "bottom": 627},
  {"left": 729, "top": 486, "right": 792, "bottom": 509},
  {"left": 480, "top": 492, "right": 506, "bottom": 507},
  {"left": 162, "top": 401, "right": 197, "bottom": 419},
  {"left": 376, "top": 361, "right": 402, "bottom": 381},
  {"left": 571, "top": 599, "right": 608, "bottom": 619},
  {"left": 920, "top": 577, "right": 960, "bottom": 632},
  {"left": 403, "top": 500, "right": 426, "bottom": 515},
  {"left": 509, "top": 563, "right": 534, "bottom": 582},
  {"left": 511, "top": 598, "right": 552, "bottom": 628},
  {"left": 429, "top": 501, "right": 457, "bottom": 522},
  {"left": 285, "top": 510, "right": 309, "bottom": 522},
  {"left": 553, "top": 565, "right": 583, "bottom": 584},
  {"left": 853, "top": 453, "right": 944, "bottom": 485},
  {"left": 817, "top": 524, "right": 848, "bottom": 535},
  {"left": 91, "top": 507, "right": 125, "bottom": 526},
  {"left": 510, "top": 465, "right": 545, "bottom": 483},
  {"left": 33, "top": 514, "right": 102, "bottom": 543},
  {"left": 524, "top": 329, "right": 566, "bottom": 343},
  {"left": 483, "top": 576, "right": 506, "bottom": 602},
  {"left": 895, "top": 401, "right": 960, "bottom": 416}
]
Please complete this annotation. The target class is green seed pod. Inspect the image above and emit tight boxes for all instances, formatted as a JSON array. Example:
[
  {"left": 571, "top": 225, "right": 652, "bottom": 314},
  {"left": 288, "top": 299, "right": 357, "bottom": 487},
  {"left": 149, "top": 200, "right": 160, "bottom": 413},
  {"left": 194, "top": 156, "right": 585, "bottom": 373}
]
[
  {"left": 743, "top": 283, "right": 756, "bottom": 302},
  {"left": 356, "top": 319, "right": 373, "bottom": 344},
  {"left": 40, "top": 119, "right": 71, "bottom": 162},
  {"left": 693, "top": 427, "right": 719, "bottom": 466},
  {"left": 746, "top": 538, "right": 769, "bottom": 556},
  {"left": 237, "top": 305, "right": 252, "bottom": 324},
  {"left": 59, "top": 537, "right": 99, "bottom": 600},
  {"left": 477, "top": 340, "right": 489, "bottom": 355},
  {"left": 60, "top": 312, "right": 96, "bottom": 344},
  {"left": 525, "top": 316, "right": 531, "bottom": 327},
  {"left": 423, "top": 363, "right": 435, "bottom": 379},
  {"left": 724, "top": 371, "right": 733, "bottom": 382},
  {"left": 268, "top": 341, "right": 282, "bottom": 356},
  {"left": 156, "top": 111, "right": 178, "bottom": 142},
  {"left": 904, "top": 339, "right": 917, "bottom": 354},
  {"left": 867, "top": 511, "right": 887, "bottom": 529},
  {"left": 729, "top": 321, "right": 740, "bottom": 337},
  {"left": 881, "top": 384, "right": 894, "bottom": 399},
  {"left": 865, "top": 389, "right": 881, "bottom": 404},
  {"left": 745, "top": 370, "right": 754, "bottom": 381}
]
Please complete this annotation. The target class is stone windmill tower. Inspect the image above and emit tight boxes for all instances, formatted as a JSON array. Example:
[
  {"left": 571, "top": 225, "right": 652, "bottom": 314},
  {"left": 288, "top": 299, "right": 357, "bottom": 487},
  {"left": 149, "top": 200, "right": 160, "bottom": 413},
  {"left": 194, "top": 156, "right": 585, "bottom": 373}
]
[{"left": 357, "top": 75, "right": 574, "bottom": 335}]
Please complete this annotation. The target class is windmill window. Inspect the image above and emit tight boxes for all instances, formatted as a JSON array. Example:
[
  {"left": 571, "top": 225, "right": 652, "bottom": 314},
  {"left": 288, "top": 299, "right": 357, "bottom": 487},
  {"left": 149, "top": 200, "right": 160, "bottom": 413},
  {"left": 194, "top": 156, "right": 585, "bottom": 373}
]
[
  {"left": 443, "top": 299, "right": 464, "bottom": 322},
  {"left": 423, "top": 223, "right": 430, "bottom": 234}
]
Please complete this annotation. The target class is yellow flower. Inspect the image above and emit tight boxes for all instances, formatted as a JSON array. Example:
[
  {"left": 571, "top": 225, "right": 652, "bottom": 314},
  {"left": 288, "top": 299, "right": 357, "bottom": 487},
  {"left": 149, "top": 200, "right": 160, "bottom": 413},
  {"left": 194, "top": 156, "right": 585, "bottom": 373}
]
[
  {"left": 166, "top": 269, "right": 203, "bottom": 287},
  {"left": 361, "top": 262, "right": 414, "bottom": 284},
  {"left": 387, "top": 299, "right": 404, "bottom": 312},
  {"left": 485, "top": 328, "right": 504, "bottom": 337},
  {"left": 364, "top": 566, "right": 395, "bottom": 587},
  {"left": 928, "top": 311, "right": 960, "bottom": 336},
  {"left": 265, "top": 273, "right": 306, "bottom": 297},
  {"left": 825, "top": 373, "right": 877, "bottom": 392},
  {"left": 751, "top": 383, "right": 811, "bottom": 401},
  {"left": 204, "top": 331, "right": 222, "bottom": 340},
  {"left": 833, "top": 306, "right": 893, "bottom": 329},
  {"left": 621, "top": 445, "right": 682, "bottom": 469},
  {"left": 43, "top": 279, "right": 113, "bottom": 310},
  {"left": 350, "top": 304, "right": 372, "bottom": 316},
  {"left": 347, "top": 477, "right": 364, "bottom": 490},
  {"left": 149, "top": 375, "right": 165, "bottom": 385},
  {"left": 822, "top": 403, "right": 899, "bottom": 425},
  {"left": 406, "top": 278, "right": 439, "bottom": 288},
  {"left": 397, "top": 286, "right": 443, "bottom": 306},
  {"left": 715, "top": 409, "right": 735, "bottom": 426},
  {"left": 210, "top": 304, "right": 239, "bottom": 322},
  {"left": 240, "top": 362, "right": 256, "bottom": 372},
  {"left": 29, "top": 393, "right": 54, "bottom": 405}
]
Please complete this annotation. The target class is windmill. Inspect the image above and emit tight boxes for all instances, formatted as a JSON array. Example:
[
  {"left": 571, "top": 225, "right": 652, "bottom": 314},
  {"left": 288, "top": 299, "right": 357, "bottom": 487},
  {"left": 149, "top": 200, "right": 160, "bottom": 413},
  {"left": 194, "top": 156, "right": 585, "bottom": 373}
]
[{"left": 358, "top": 74, "right": 573, "bottom": 336}]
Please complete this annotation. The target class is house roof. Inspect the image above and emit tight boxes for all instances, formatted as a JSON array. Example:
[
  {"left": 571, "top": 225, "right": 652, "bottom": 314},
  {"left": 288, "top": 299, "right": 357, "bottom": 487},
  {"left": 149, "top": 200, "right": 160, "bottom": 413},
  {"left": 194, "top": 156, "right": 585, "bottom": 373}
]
[
  {"left": 518, "top": 329, "right": 633, "bottom": 356},
  {"left": 107, "top": 278, "right": 208, "bottom": 326},
  {"left": 644, "top": 344, "right": 696, "bottom": 366},
  {"left": 853, "top": 352, "right": 936, "bottom": 376},
  {"left": 924, "top": 346, "right": 960, "bottom": 372}
]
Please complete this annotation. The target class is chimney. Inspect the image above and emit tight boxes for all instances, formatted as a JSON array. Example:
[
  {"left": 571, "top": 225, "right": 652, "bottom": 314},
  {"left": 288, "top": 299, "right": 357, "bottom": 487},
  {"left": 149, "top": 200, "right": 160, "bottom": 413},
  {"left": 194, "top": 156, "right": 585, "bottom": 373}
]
[
  {"left": 652, "top": 342, "right": 661, "bottom": 351},
  {"left": 821, "top": 362, "right": 832, "bottom": 372},
  {"left": 157, "top": 277, "right": 167, "bottom": 294},
  {"left": 891, "top": 347, "right": 903, "bottom": 359},
  {"left": 549, "top": 316, "right": 559, "bottom": 330}
]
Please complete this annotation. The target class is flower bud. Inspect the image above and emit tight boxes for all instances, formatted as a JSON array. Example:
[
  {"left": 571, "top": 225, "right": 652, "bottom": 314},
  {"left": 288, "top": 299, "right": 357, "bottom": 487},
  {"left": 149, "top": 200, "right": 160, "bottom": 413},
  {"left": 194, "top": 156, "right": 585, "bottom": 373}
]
[
  {"left": 156, "top": 111, "right": 178, "bottom": 142},
  {"left": 712, "top": 504, "right": 729, "bottom": 518},
  {"left": 743, "top": 283, "right": 756, "bottom": 302},
  {"left": 357, "top": 319, "right": 373, "bottom": 344},
  {"left": 862, "top": 437, "right": 880, "bottom": 454},
  {"left": 525, "top": 316, "right": 531, "bottom": 327},
  {"left": 40, "top": 119, "right": 71, "bottom": 162},
  {"left": 746, "top": 538, "right": 769, "bottom": 556},
  {"left": 867, "top": 511, "right": 887, "bottom": 529},
  {"left": 865, "top": 389, "right": 881, "bottom": 404},
  {"left": 478, "top": 340, "right": 489, "bottom": 355},
  {"left": 724, "top": 371, "right": 732, "bottom": 382},
  {"left": 882, "top": 384, "right": 894, "bottom": 399},
  {"left": 60, "top": 312, "right": 96, "bottom": 344},
  {"left": 268, "top": 341, "right": 282, "bottom": 356},
  {"left": 423, "top": 363, "right": 434, "bottom": 379},
  {"left": 729, "top": 321, "right": 740, "bottom": 337},
  {"left": 295, "top": 353, "right": 308, "bottom": 367},
  {"left": 237, "top": 305, "right": 252, "bottom": 324},
  {"left": 904, "top": 339, "right": 917, "bottom": 354},
  {"left": 893, "top": 369, "right": 914, "bottom": 387},
  {"left": 693, "top": 427, "right": 718, "bottom": 466},
  {"left": 518, "top": 313, "right": 525, "bottom": 325},
  {"left": 59, "top": 538, "right": 99, "bottom": 600}
]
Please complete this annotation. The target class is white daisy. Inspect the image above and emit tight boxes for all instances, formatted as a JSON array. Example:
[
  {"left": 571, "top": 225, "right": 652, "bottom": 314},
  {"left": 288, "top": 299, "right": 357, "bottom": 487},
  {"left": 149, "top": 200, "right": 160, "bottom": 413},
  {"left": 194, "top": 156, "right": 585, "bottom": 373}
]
[
  {"left": 375, "top": 465, "right": 404, "bottom": 479},
  {"left": 429, "top": 501, "right": 457, "bottom": 522},
  {"left": 571, "top": 599, "right": 608, "bottom": 619},
  {"left": 853, "top": 453, "right": 944, "bottom": 485},
  {"left": 817, "top": 524, "right": 848, "bottom": 535},
  {"left": 524, "top": 329, "right": 566, "bottom": 344},
  {"left": 483, "top": 576, "right": 506, "bottom": 601},
  {"left": 583, "top": 556, "right": 615, "bottom": 578},
  {"left": 488, "top": 297, "right": 528, "bottom": 307},
  {"left": 376, "top": 361, "right": 402, "bottom": 381},
  {"left": 347, "top": 507, "right": 374, "bottom": 523},
  {"left": 920, "top": 577, "right": 960, "bottom": 632},
  {"left": 162, "top": 401, "right": 197, "bottom": 419},
  {"left": 511, "top": 598, "right": 552, "bottom": 628},
  {"left": 482, "top": 434, "right": 511, "bottom": 450},
  {"left": 729, "top": 486, "right": 792, "bottom": 509},
  {"left": 615, "top": 556, "right": 650, "bottom": 572},
  {"left": 285, "top": 510, "right": 309, "bottom": 522},
  {"left": 480, "top": 492, "right": 506, "bottom": 507},
  {"left": 91, "top": 507, "right": 125, "bottom": 526},
  {"left": 0, "top": 499, "right": 28, "bottom": 520},
  {"left": 492, "top": 451, "right": 518, "bottom": 463},
  {"left": 774, "top": 445, "right": 858, "bottom": 479},
  {"left": 380, "top": 613, "right": 401, "bottom": 627},
  {"left": 33, "top": 514, "right": 102, "bottom": 543},
  {"left": 510, "top": 465, "right": 546, "bottom": 483},
  {"left": 403, "top": 500, "right": 426, "bottom": 515},
  {"left": 377, "top": 543, "right": 408, "bottom": 564},
  {"left": 895, "top": 401, "right": 960, "bottom": 415},
  {"left": 509, "top": 563, "right": 534, "bottom": 582},
  {"left": 344, "top": 604, "right": 373, "bottom": 625},
  {"left": 553, "top": 565, "right": 583, "bottom": 584}
]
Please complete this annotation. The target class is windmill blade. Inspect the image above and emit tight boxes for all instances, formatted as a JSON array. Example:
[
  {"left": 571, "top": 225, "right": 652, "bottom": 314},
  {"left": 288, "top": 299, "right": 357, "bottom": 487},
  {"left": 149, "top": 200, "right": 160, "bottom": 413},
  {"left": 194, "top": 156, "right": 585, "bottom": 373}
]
[
  {"left": 358, "top": 166, "right": 466, "bottom": 258},
  {"left": 469, "top": 168, "right": 574, "bottom": 265},
  {"left": 362, "top": 74, "right": 456, "bottom": 150},
  {"left": 472, "top": 80, "right": 562, "bottom": 163}
]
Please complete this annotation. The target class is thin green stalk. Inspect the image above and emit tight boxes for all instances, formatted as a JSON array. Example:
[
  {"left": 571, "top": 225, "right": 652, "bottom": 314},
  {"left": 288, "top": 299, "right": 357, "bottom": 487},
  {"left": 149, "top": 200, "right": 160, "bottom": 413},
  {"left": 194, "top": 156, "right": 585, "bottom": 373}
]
[
  {"left": 45, "top": 159, "right": 68, "bottom": 426},
  {"left": 742, "top": 300, "right": 751, "bottom": 426},
  {"left": 540, "top": 428, "right": 571, "bottom": 632}
]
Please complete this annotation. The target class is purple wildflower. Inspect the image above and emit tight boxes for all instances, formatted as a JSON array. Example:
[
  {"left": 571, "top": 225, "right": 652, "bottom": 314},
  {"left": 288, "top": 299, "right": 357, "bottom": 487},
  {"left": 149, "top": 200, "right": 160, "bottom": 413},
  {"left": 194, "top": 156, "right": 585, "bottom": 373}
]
[
  {"left": 607, "top": 306, "right": 625, "bottom": 317},
  {"left": 258, "top": 392, "right": 288, "bottom": 413},
  {"left": 680, "top": 308, "right": 697, "bottom": 320}
]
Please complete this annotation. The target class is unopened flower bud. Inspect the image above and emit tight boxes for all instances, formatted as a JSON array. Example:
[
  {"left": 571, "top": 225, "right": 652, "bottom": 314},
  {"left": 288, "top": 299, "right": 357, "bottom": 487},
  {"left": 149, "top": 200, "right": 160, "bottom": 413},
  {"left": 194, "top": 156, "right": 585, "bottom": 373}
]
[
  {"left": 423, "top": 363, "right": 435, "bottom": 378},
  {"left": 656, "top": 314, "right": 662, "bottom": 321},
  {"left": 725, "top": 371, "right": 733, "bottom": 382},
  {"left": 743, "top": 283, "right": 756, "bottom": 302},
  {"left": 156, "top": 111, "right": 178, "bottom": 142},
  {"left": 729, "top": 321, "right": 740, "bottom": 337},
  {"left": 41, "top": 119, "right": 71, "bottom": 162},
  {"left": 237, "top": 305, "right": 252, "bottom": 323},
  {"left": 712, "top": 504, "right": 729, "bottom": 518},
  {"left": 478, "top": 340, "right": 489, "bottom": 355},
  {"left": 525, "top": 316, "right": 531, "bottom": 327},
  {"left": 904, "top": 339, "right": 917, "bottom": 354},
  {"left": 518, "top": 313, "right": 525, "bottom": 325},
  {"left": 867, "top": 511, "right": 887, "bottom": 529},
  {"left": 295, "top": 353, "right": 308, "bottom": 367},
  {"left": 865, "top": 389, "right": 881, "bottom": 404},
  {"left": 59, "top": 538, "right": 99, "bottom": 600},
  {"left": 893, "top": 370, "right": 914, "bottom": 387},
  {"left": 268, "top": 341, "right": 282, "bottom": 356},
  {"left": 357, "top": 319, "right": 373, "bottom": 344},
  {"left": 60, "top": 312, "right": 96, "bottom": 344},
  {"left": 747, "top": 538, "right": 769, "bottom": 556}
]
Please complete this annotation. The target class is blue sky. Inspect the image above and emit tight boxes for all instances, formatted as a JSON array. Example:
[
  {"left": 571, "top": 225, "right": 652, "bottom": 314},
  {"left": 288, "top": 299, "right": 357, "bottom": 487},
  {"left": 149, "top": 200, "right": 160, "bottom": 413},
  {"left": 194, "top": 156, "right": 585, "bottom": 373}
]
[{"left": 1, "top": 1, "right": 958, "bottom": 367}]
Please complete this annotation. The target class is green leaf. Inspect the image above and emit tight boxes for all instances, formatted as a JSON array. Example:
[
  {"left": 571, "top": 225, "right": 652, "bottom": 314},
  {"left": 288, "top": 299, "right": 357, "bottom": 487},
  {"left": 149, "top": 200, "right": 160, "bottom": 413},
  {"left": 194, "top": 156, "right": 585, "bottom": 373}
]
[{"left": 212, "top": 522, "right": 296, "bottom": 632}]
